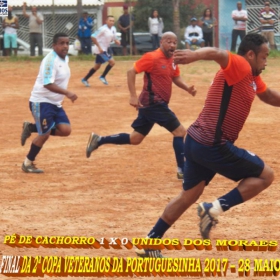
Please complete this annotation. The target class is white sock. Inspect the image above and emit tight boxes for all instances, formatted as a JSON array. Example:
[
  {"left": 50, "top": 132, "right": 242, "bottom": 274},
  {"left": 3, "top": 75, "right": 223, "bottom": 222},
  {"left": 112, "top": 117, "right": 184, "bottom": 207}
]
[
  {"left": 209, "top": 199, "right": 224, "bottom": 218},
  {"left": 24, "top": 158, "right": 32, "bottom": 166},
  {"left": 177, "top": 167, "right": 183, "bottom": 173}
]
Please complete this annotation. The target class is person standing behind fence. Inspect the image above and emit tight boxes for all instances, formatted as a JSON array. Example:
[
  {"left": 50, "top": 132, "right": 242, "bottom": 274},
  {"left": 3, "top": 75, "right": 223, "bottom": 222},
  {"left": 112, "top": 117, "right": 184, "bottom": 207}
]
[
  {"left": 78, "top": 11, "right": 94, "bottom": 55},
  {"left": 148, "top": 10, "right": 164, "bottom": 50},
  {"left": 259, "top": 3, "right": 277, "bottom": 50},
  {"left": 2, "top": 6, "right": 19, "bottom": 56},
  {"left": 231, "top": 1, "right": 247, "bottom": 52},
  {"left": 23, "top": 2, "right": 44, "bottom": 56},
  {"left": 200, "top": 8, "right": 217, "bottom": 47}
]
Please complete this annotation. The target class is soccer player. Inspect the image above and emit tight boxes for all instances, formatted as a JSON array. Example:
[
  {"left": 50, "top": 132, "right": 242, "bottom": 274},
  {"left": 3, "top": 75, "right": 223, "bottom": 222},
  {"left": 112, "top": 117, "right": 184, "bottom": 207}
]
[
  {"left": 136, "top": 33, "right": 280, "bottom": 258},
  {"left": 81, "top": 15, "right": 120, "bottom": 87},
  {"left": 21, "top": 33, "right": 78, "bottom": 173},
  {"left": 86, "top": 32, "right": 197, "bottom": 179}
]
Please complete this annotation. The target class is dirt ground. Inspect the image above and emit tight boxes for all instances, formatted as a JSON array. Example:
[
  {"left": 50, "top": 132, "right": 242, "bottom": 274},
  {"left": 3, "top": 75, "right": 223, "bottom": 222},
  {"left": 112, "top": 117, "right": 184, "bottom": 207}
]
[{"left": 1, "top": 56, "right": 280, "bottom": 280}]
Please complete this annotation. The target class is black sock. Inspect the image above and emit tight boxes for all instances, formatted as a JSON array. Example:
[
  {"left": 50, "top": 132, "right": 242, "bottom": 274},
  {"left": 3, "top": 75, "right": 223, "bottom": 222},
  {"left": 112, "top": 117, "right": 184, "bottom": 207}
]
[
  {"left": 218, "top": 188, "right": 244, "bottom": 212},
  {"left": 98, "top": 134, "right": 130, "bottom": 146},
  {"left": 27, "top": 143, "right": 42, "bottom": 161},
  {"left": 147, "top": 218, "right": 171, "bottom": 239},
  {"left": 29, "top": 123, "right": 37, "bottom": 133},
  {"left": 84, "top": 68, "right": 96, "bottom": 80},
  {"left": 101, "top": 65, "right": 112, "bottom": 77}
]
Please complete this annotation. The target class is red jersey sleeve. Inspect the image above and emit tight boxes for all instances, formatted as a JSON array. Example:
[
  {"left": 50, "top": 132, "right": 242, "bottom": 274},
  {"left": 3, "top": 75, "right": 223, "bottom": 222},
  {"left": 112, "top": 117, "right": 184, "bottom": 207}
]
[
  {"left": 134, "top": 52, "right": 155, "bottom": 73},
  {"left": 255, "top": 76, "right": 267, "bottom": 94},
  {"left": 222, "top": 52, "right": 251, "bottom": 86}
]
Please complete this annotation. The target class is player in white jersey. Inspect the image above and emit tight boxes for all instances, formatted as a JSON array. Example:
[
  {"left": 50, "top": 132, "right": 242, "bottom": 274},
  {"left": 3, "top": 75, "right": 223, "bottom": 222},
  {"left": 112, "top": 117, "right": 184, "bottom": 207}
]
[
  {"left": 81, "top": 15, "right": 120, "bottom": 86},
  {"left": 21, "top": 33, "right": 78, "bottom": 173}
]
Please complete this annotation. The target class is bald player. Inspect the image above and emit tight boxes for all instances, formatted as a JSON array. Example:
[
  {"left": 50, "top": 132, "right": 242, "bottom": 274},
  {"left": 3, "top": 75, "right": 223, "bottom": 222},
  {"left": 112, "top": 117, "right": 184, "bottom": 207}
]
[{"left": 86, "top": 32, "right": 197, "bottom": 179}]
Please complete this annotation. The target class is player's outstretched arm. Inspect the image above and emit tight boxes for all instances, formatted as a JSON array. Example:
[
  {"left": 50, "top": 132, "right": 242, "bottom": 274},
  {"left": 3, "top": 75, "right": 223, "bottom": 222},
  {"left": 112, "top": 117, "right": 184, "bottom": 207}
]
[
  {"left": 174, "top": 47, "right": 229, "bottom": 69},
  {"left": 257, "top": 88, "right": 280, "bottom": 107}
]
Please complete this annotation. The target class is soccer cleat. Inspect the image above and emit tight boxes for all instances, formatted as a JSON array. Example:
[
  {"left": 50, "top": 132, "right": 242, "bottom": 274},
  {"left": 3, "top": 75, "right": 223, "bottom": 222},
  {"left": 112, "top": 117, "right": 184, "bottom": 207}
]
[
  {"left": 135, "top": 248, "right": 164, "bottom": 258},
  {"left": 81, "top": 78, "right": 90, "bottom": 87},
  {"left": 177, "top": 172, "right": 183, "bottom": 180},
  {"left": 99, "top": 76, "right": 108, "bottom": 85},
  {"left": 197, "top": 202, "right": 219, "bottom": 239},
  {"left": 21, "top": 121, "right": 32, "bottom": 146},
  {"left": 21, "top": 162, "right": 44, "bottom": 173},
  {"left": 86, "top": 132, "right": 100, "bottom": 158}
]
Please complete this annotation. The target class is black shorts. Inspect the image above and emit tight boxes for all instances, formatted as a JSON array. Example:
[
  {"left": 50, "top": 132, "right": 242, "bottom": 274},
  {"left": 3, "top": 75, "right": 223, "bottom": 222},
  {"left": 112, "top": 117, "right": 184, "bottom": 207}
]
[
  {"left": 183, "top": 135, "right": 265, "bottom": 190},
  {"left": 131, "top": 103, "right": 180, "bottom": 136},
  {"left": 121, "top": 32, "right": 135, "bottom": 47}
]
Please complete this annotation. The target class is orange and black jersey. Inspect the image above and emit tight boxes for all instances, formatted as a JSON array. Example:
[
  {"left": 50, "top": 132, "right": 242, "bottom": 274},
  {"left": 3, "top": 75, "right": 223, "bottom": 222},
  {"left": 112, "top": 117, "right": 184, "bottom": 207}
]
[
  {"left": 134, "top": 49, "right": 180, "bottom": 107},
  {"left": 188, "top": 52, "right": 267, "bottom": 146}
]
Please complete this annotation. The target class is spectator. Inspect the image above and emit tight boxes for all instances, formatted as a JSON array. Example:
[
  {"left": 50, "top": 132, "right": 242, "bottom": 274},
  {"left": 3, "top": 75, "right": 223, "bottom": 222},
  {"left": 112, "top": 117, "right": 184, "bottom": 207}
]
[
  {"left": 184, "top": 17, "right": 205, "bottom": 50},
  {"left": 22, "top": 2, "right": 44, "bottom": 56},
  {"left": 231, "top": 1, "right": 247, "bottom": 52},
  {"left": 2, "top": 5, "right": 19, "bottom": 56},
  {"left": 200, "top": 8, "right": 217, "bottom": 47},
  {"left": 148, "top": 10, "right": 164, "bottom": 50},
  {"left": 260, "top": 1, "right": 275, "bottom": 15},
  {"left": 118, "top": 4, "right": 137, "bottom": 55},
  {"left": 77, "top": 11, "right": 94, "bottom": 55},
  {"left": 259, "top": 3, "right": 277, "bottom": 50}
]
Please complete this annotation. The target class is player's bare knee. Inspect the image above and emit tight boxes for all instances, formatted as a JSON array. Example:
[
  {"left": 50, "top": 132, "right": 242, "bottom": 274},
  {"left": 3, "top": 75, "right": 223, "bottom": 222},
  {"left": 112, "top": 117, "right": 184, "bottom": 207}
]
[
  {"left": 109, "top": 61, "right": 115, "bottom": 67},
  {"left": 130, "top": 137, "right": 143, "bottom": 145},
  {"left": 261, "top": 164, "right": 274, "bottom": 188}
]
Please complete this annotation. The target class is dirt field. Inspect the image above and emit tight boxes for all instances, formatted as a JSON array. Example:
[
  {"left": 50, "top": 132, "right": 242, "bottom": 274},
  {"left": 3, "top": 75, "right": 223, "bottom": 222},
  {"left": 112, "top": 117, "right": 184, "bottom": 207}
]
[{"left": 1, "top": 56, "right": 280, "bottom": 280}]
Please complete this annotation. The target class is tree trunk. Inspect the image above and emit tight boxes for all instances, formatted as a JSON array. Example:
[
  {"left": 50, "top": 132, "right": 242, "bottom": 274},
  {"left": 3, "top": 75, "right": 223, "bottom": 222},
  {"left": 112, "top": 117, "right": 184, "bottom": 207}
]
[{"left": 172, "top": 0, "right": 180, "bottom": 40}]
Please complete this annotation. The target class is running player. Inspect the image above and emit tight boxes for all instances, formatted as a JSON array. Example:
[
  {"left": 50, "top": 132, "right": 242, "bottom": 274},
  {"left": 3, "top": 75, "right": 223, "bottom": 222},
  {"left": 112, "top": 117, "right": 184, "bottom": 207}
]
[
  {"left": 86, "top": 32, "right": 197, "bottom": 179},
  {"left": 137, "top": 33, "right": 280, "bottom": 257},
  {"left": 81, "top": 15, "right": 120, "bottom": 86},
  {"left": 21, "top": 33, "right": 78, "bottom": 173}
]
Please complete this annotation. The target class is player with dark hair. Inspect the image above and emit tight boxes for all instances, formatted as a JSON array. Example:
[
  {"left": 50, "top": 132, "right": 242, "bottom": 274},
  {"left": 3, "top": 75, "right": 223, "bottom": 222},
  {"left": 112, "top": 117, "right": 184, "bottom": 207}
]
[
  {"left": 86, "top": 32, "right": 197, "bottom": 179},
  {"left": 136, "top": 33, "right": 280, "bottom": 258},
  {"left": 81, "top": 15, "right": 120, "bottom": 87},
  {"left": 21, "top": 32, "right": 78, "bottom": 173}
]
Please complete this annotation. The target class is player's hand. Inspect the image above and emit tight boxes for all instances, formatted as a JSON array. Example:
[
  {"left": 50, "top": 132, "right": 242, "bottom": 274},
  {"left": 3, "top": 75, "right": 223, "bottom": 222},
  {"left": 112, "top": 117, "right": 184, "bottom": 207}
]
[
  {"left": 129, "top": 95, "right": 143, "bottom": 109},
  {"left": 66, "top": 92, "right": 78, "bottom": 102},
  {"left": 174, "top": 49, "right": 196, "bottom": 65},
  {"left": 187, "top": 85, "right": 197, "bottom": 96}
]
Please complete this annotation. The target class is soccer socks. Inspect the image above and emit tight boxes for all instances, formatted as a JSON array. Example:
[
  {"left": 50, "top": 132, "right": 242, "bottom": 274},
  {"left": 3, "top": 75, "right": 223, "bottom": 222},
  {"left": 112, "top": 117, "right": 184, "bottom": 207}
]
[
  {"left": 84, "top": 68, "right": 96, "bottom": 81},
  {"left": 101, "top": 64, "right": 112, "bottom": 78},
  {"left": 29, "top": 123, "right": 37, "bottom": 133},
  {"left": 173, "top": 137, "right": 184, "bottom": 171},
  {"left": 98, "top": 133, "right": 130, "bottom": 146},
  {"left": 26, "top": 143, "right": 42, "bottom": 161},
  {"left": 217, "top": 188, "right": 244, "bottom": 212},
  {"left": 147, "top": 218, "right": 171, "bottom": 239}
]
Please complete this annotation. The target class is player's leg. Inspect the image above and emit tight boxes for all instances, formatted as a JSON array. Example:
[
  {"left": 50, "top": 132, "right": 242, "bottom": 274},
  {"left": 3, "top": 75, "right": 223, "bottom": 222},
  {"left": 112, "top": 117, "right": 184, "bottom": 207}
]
[
  {"left": 99, "top": 54, "right": 115, "bottom": 85},
  {"left": 81, "top": 58, "right": 101, "bottom": 87},
  {"left": 136, "top": 135, "right": 215, "bottom": 258},
  {"left": 50, "top": 106, "right": 71, "bottom": 137},
  {"left": 149, "top": 103, "right": 186, "bottom": 179},
  {"left": 22, "top": 102, "right": 58, "bottom": 173},
  {"left": 197, "top": 141, "right": 272, "bottom": 239},
  {"left": 86, "top": 109, "right": 153, "bottom": 158}
]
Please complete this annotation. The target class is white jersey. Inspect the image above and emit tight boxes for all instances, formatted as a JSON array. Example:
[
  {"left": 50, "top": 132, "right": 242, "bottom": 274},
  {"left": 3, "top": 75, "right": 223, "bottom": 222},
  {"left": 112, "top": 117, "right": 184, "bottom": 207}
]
[
  {"left": 30, "top": 51, "right": 70, "bottom": 107},
  {"left": 92, "top": 24, "right": 117, "bottom": 54},
  {"left": 232, "top": 9, "right": 247, "bottom": 30}
]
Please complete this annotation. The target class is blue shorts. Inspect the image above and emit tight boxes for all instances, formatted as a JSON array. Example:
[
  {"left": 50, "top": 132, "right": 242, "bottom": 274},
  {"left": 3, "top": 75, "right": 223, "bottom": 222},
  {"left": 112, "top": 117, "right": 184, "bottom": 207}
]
[
  {"left": 4, "top": 33, "right": 17, "bottom": 49},
  {"left": 95, "top": 52, "right": 112, "bottom": 64},
  {"left": 29, "top": 102, "right": 70, "bottom": 135},
  {"left": 131, "top": 103, "right": 180, "bottom": 136},
  {"left": 183, "top": 135, "right": 265, "bottom": 190}
]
